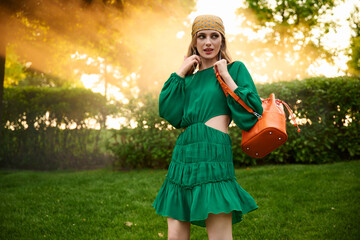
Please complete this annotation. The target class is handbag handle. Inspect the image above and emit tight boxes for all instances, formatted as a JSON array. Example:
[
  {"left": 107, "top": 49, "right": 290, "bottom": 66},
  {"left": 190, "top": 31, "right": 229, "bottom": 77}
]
[
  {"left": 276, "top": 100, "right": 301, "bottom": 132},
  {"left": 214, "top": 65, "right": 300, "bottom": 132}
]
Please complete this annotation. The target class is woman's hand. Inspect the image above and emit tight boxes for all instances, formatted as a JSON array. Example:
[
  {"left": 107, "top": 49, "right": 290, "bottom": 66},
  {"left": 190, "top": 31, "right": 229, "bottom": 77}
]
[
  {"left": 176, "top": 55, "right": 201, "bottom": 78},
  {"left": 214, "top": 59, "right": 229, "bottom": 78},
  {"left": 214, "top": 59, "right": 237, "bottom": 91}
]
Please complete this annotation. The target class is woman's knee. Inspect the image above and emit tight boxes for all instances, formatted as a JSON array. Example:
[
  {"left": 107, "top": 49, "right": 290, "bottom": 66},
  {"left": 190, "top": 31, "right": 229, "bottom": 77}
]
[
  {"left": 167, "top": 217, "right": 190, "bottom": 240},
  {"left": 206, "top": 212, "right": 233, "bottom": 240}
]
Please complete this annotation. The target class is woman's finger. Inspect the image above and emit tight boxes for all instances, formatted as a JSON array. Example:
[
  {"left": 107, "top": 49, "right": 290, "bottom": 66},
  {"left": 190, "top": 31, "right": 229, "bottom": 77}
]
[{"left": 194, "top": 55, "right": 201, "bottom": 64}]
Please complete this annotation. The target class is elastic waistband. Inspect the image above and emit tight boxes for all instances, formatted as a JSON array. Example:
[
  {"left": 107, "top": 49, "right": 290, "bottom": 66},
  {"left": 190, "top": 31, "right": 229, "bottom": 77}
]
[
  {"left": 182, "top": 122, "right": 204, "bottom": 132},
  {"left": 178, "top": 122, "right": 231, "bottom": 146}
]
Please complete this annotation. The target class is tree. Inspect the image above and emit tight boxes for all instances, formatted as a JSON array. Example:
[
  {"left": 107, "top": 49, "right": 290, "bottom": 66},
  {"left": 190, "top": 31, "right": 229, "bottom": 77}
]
[
  {"left": 0, "top": 0, "right": 195, "bottom": 129},
  {"left": 347, "top": 5, "right": 360, "bottom": 76},
  {"left": 0, "top": 11, "right": 8, "bottom": 144},
  {"left": 244, "top": 0, "right": 335, "bottom": 27},
  {"left": 235, "top": 0, "right": 337, "bottom": 81}
]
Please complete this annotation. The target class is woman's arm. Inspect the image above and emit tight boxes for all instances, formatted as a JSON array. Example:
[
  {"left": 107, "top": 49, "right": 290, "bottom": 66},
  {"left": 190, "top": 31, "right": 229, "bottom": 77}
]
[
  {"left": 159, "top": 73, "right": 186, "bottom": 129},
  {"left": 215, "top": 60, "right": 263, "bottom": 131},
  {"left": 159, "top": 55, "right": 202, "bottom": 128}
]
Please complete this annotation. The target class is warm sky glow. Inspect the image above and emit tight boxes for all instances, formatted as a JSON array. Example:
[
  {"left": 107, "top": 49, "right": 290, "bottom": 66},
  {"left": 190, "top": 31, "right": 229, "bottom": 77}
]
[
  {"left": 76, "top": 0, "right": 357, "bottom": 129},
  {"left": 83, "top": 0, "right": 356, "bottom": 90},
  {"left": 3, "top": 0, "right": 357, "bottom": 130},
  {"left": 187, "top": 0, "right": 354, "bottom": 78}
]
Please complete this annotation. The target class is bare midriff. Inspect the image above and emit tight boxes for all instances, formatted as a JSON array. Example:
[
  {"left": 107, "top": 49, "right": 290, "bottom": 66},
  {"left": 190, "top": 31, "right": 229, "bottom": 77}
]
[{"left": 204, "top": 115, "right": 231, "bottom": 134}]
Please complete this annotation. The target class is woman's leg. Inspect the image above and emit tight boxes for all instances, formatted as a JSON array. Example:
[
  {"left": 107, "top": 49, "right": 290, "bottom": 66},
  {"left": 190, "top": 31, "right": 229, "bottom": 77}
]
[
  {"left": 167, "top": 217, "right": 191, "bottom": 240},
  {"left": 206, "top": 212, "right": 233, "bottom": 240}
]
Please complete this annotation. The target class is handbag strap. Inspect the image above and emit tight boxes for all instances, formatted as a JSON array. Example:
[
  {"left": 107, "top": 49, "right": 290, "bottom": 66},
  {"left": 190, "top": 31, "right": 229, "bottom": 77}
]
[
  {"left": 214, "top": 66, "right": 262, "bottom": 119},
  {"left": 214, "top": 66, "right": 301, "bottom": 132}
]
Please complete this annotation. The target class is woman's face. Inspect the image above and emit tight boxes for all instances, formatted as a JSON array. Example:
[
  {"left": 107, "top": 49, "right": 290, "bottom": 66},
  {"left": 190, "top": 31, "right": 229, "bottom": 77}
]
[{"left": 195, "top": 30, "right": 222, "bottom": 61}]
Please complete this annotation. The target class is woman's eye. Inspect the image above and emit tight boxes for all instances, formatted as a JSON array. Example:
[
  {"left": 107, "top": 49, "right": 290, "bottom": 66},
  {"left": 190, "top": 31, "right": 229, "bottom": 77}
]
[{"left": 197, "top": 34, "right": 219, "bottom": 39}]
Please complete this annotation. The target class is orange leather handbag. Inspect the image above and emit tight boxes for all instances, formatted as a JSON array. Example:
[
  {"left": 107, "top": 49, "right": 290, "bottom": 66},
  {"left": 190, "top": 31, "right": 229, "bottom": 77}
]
[{"left": 215, "top": 66, "right": 300, "bottom": 158}]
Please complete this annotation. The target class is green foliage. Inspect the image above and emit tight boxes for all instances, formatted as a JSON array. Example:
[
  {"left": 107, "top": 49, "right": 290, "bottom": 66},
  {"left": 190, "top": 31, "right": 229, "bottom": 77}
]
[
  {"left": 108, "top": 93, "right": 181, "bottom": 169},
  {"left": 255, "top": 76, "right": 360, "bottom": 164},
  {"left": 2, "top": 77, "right": 358, "bottom": 170},
  {"left": 2, "top": 87, "right": 111, "bottom": 129},
  {"left": 17, "top": 68, "right": 79, "bottom": 87},
  {"left": 0, "top": 87, "right": 114, "bottom": 170},
  {"left": 347, "top": 6, "right": 360, "bottom": 76},
  {"left": 109, "top": 76, "right": 360, "bottom": 168},
  {"left": 0, "top": 161, "right": 359, "bottom": 239},
  {"left": 229, "top": 76, "right": 360, "bottom": 165},
  {"left": 3, "top": 47, "right": 26, "bottom": 87},
  {"left": 233, "top": 0, "right": 339, "bottom": 81},
  {"left": 347, "top": 36, "right": 360, "bottom": 76},
  {"left": 1, "top": 0, "right": 196, "bottom": 90},
  {"left": 244, "top": 0, "right": 335, "bottom": 27}
]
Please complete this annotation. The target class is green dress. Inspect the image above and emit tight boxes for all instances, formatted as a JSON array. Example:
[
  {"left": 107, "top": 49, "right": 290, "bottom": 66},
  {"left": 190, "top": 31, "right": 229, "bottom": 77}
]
[{"left": 152, "top": 61, "right": 263, "bottom": 227}]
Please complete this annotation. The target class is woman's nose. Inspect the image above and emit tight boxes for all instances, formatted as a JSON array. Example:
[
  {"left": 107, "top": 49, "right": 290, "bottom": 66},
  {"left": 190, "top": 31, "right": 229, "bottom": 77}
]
[{"left": 205, "top": 37, "right": 211, "bottom": 45}]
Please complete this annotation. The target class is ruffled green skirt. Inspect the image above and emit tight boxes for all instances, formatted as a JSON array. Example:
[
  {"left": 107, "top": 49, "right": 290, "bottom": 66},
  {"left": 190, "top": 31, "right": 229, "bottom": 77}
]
[{"left": 152, "top": 123, "right": 258, "bottom": 227}]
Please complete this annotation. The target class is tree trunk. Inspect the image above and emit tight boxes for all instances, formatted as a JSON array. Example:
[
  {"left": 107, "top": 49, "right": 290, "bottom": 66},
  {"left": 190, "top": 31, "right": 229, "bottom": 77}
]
[
  {"left": 0, "top": 17, "right": 7, "bottom": 146},
  {"left": 102, "top": 62, "right": 108, "bottom": 129},
  {"left": 0, "top": 48, "right": 5, "bottom": 123}
]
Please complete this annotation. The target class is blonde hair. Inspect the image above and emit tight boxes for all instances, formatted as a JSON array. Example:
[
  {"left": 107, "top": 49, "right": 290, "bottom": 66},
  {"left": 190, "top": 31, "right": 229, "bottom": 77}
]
[{"left": 184, "top": 33, "right": 232, "bottom": 77}]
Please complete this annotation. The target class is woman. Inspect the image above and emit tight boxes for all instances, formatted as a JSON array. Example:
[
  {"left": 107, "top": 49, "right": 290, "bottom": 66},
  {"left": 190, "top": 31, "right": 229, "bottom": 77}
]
[{"left": 153, "top": 15, "right": 263, "bottom": 240}]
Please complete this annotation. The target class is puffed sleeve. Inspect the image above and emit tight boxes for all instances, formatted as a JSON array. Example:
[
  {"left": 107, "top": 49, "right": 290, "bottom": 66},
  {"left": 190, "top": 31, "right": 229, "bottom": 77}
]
[
  {"left": 159, "top": 73, "right": 185, "bottom": 129},
  {"left": 227, "top": 62, "right": 263, "bottom": 131}
]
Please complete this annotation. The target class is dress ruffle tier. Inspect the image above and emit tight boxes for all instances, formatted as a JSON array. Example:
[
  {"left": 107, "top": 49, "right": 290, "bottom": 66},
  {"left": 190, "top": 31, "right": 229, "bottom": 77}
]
[{"left": 153, "top": 123, "right": 258, "bottom": 227}]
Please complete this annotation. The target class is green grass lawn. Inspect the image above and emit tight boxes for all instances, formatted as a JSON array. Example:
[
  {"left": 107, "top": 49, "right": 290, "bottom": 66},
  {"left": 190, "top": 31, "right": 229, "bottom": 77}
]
[{"left": 0, "top": 161, "right": 359, "bottom": 240}]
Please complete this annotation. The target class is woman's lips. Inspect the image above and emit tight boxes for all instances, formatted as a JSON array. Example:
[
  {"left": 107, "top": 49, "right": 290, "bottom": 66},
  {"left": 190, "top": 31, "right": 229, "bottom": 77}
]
[{"left": 204, "top": 48, "right": 214, "bottom": 54}]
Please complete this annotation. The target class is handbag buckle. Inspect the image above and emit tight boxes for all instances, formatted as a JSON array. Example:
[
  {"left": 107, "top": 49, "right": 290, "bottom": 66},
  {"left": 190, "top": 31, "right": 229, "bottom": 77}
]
[{"left": 253, "top": 112, "right": 262, "bottom": 119}]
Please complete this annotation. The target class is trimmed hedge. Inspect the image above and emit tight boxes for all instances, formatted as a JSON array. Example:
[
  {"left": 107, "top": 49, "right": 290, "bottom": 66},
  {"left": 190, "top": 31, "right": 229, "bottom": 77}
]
[
  {"left": 1, "top": 76, "right": 359, "bottom": 170},
  {"left": 0, "top": 87, "right": 114, "bottom": 170},
  {"left": 110, "top": 76, "right": 360, "bottom": 168},
  {"left": 232, "top": 76, "right": 360, "bottom": 165},
  {"left": 108, "top": 93, "right": 182, "bottom": 169}
]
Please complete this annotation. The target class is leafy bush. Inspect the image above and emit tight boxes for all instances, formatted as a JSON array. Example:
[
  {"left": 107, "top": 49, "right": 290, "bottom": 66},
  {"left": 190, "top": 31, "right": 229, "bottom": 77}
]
[
  {"left": 0, "top": 87, "right": 114, "bottom": 170},
  {"left": 108, "top": 93, "right": 181, "bottom": 169},
  {"left": 2, "top": 76, "right": 358, "bottom": 170},
  {"left": 109, "top": 76, "right": 360, "bottom": 168},
  {"left": 255, "top": 76, "right": 360, "bottom": 164}
]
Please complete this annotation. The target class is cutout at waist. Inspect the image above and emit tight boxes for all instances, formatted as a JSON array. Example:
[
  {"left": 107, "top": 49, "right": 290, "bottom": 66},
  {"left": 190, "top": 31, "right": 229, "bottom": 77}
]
[{"left": 204, "top": 115, "right": 230, "bottom": 134}]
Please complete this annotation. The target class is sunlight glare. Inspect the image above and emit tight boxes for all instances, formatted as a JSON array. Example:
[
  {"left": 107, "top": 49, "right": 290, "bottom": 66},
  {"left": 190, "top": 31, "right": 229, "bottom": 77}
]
[
  {"left": 106, "top": 116, "right": 126, "bottom": 129},
  {"left": 307, "top": 59, "right": 345, "bottom": 77},
  {"left": 81, "top": 74, "right": 101, "bottom": 90},
  {"left": 252, "top": 73, "right": 269, "bottom": 84},
  {"left": 176, "top": 31, "right": 185, "bottom": 39},
  {"left": 316, "top": 0, "right": 354, "bottom": 51}
]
